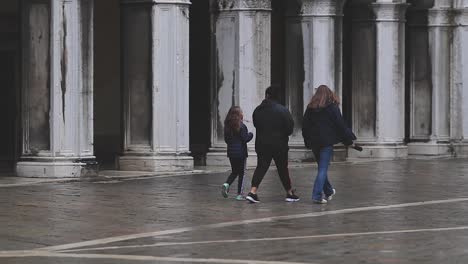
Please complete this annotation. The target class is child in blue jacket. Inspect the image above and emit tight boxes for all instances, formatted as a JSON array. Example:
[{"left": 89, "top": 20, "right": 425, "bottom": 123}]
[{"left": 222, "top": 106, "right": 254, "bottom": 200}]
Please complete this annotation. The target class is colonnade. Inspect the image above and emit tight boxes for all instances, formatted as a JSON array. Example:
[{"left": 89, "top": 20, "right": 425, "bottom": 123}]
[{"left": 16, "top": 0, "right": 468, "bottom": 177}]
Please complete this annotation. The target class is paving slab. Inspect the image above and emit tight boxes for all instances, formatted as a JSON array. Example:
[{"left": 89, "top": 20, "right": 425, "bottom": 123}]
[{"left": 1, "top": 158, "right": 468, "bottom": 263}]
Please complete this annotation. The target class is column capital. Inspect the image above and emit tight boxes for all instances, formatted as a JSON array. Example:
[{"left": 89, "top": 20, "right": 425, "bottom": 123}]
[
  {"left": 211, "top": 0, "right": 271, "bottom": 12},
  {"left": 428, "top": 8, "right": 453, "bottom": 26},
  {"left": 454, "top": 8, "right": 468, "bottom": 25},
  {"left": 120, "top": 0, "right": 191, "bottom": 5},
  {"left": 371, "top": 2, "right": 408, "bottom": 22},
  {"left": 286, "top": 0, "right": 345, "bottom": 17}
]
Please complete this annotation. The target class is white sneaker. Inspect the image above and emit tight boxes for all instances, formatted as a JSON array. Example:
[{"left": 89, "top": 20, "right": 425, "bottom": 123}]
[
  {"left": 312, "top": 198, "right": 327, "bottom": 204},
  {"left": 326, "top": 189, "right": 336, "bottom": 201},
  {"left": 221, "top": 183, "right": 229, "bottom": 198}
]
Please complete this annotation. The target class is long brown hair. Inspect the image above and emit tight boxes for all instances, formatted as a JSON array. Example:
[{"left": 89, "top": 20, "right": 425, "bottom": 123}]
[
  {"left": 308, "top": 85, "right": 340, "bottom": 109},
  {"left": 224, "top": 106, "right": 243, "bottom": 134}
]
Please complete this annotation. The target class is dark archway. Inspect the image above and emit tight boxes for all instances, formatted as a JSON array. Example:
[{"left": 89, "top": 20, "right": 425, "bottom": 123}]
[
  {"left": 0, "top": 1, "right": 20, "bottom": 172},
  {"left": 189, "top": 0, "right": 211, "bottom": 165},
  {"left": 94, "top": 0, "right": 122, "bottom": 169},
  {"left": 342, "top": 0, "right": 377, "bottom": 139},
  {"left": 271, "top": 0, "right": 286, "bottom": 104}
]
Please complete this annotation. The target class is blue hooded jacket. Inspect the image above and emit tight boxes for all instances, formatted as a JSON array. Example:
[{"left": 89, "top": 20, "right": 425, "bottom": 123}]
[{"left": 224, "top": 122, "right": 254, "bottom": 158}]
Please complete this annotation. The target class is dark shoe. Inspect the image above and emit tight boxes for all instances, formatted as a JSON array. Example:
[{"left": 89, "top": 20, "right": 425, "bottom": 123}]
[
  {"left": 246, "top": 192, "right": 260, "bottom": 203},
  {"left": 285, "top": 190, "right": 300, "bottom": 202},
  {"left": 325, "top": 189, "right": 336, "bottom": 201}
]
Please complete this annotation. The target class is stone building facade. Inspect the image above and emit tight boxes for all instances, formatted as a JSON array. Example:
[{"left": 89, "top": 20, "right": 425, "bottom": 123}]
[{"left": 0, "top": 0, "right": 467, "bottom": 177}]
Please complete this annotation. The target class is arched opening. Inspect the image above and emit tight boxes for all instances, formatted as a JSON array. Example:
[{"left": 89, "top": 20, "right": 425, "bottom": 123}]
[
  {"left": 342, "top": 0, "right": 377, "bottom": 143},
  {"left": 0, "top": 1, "right": 20, "bottom": 172},
  {"left": 271, "top": 0, "right": 286, "bottom": 104},
  {"left": 405, "top": 0, "right": 433, "bottom": 145},
  {"left": 189, "top": 0, "right": 211, "bottom": 166},
  {"left": 94, "top": 0, "right": 122, "bottom": 169}
]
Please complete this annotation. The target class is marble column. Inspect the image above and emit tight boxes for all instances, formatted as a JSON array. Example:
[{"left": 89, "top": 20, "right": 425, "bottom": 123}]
[
  {"left": 408, "top": 7, "right": 454, "bottom": 156},
  {"left": 118, "top": 0, "right": 193, "bottom": 171},
  {"left": 206, "top": 0, "right": 271, "bottom": 166},
  {"left": 350, "top": 2, "right": 408, "bottom": 158},
  {"left": 17, "top": 0, "right": 96, "bottom": 177},
  {"left": 452, "top": 6, "right": 468, "bottom": 156},
  {"left": 284, "top": 0, "right": 346, "bottom": 161}
]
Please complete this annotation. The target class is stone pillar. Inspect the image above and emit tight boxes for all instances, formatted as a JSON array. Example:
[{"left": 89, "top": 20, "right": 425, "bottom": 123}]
[
  {"left": 118, "top": 0, "right": 193, "bottom": 172},
  {"left": 452, "top": 6, "right": 468, "bottom": 156},
  {"left": 351, "top": 2, "right": 408, "bottom": 158},
  {"left": 408, "top": 7, "right": 454, "bottom": 156},
  {"left": 206, "top": 0, "right": 271, "bottom": 166},
  {"left": 17, "top": 0, "right": 96, "bottom": 177},
  {"left": 284, "top": 0, "right": 346, "bottom": 161}
]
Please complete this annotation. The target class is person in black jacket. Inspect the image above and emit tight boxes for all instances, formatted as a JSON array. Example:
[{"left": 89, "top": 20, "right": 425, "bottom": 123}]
[
  {"left": 222, "top": 106, "right": 254, "bottom": 200},
  {"left": 245, "top": 86, "right": 299, "bottom": 203},
  {"left": 302, "top": 85, "right": 356, "bottom": 204}
]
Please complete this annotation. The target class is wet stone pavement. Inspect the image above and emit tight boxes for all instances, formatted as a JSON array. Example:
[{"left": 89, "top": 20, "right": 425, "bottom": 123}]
[{"left": 1, "top": 158, "right": 468, "bottom": 264}]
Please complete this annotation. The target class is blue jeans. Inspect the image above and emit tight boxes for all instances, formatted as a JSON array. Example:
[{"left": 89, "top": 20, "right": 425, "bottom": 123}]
[{"left": 312, "top": 146, "right": 334, "bottom": 200}]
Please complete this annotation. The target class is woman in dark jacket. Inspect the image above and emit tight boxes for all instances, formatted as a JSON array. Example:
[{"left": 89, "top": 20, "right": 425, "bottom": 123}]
[
  {"left": 302, "top": 85, "right": 356, "bottom": 204},
  {"left": 222, "top": 106, "right": 254, "bottom": 200}
]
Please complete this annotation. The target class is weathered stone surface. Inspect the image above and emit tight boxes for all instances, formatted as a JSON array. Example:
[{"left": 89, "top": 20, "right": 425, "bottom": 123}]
[
  {"left": 17, "top": 0, "right": 96, "bottom": 177},
  {"left": 207, "top": 1, "right": 271, "bottom": 165},
  {"left": 2, "top": 158, "right": 468, "bottom": 263},
  {"left": 118, "top": 0, "right": 194, "bottom": 171}
]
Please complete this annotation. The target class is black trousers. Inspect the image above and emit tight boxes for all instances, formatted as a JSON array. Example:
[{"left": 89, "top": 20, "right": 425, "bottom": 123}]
[
  {"left": 225, "top": 157, "right": 246, "bottom": 194},
  {"left": 251, "top": 149, "right": 292, "bottom": 191}
]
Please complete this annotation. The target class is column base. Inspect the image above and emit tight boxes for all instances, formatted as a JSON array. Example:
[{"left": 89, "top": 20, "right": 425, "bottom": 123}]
[
  {"left": 205, "top": 148, "right": 257, "bottom": 167},
  {"left": 118, "top": 154, "right": 193, "bottom": 172},
  {"left": 348, "top": 144, "right": 408, "bottom": 159},
  {"left": 207, "top": 145, "right": 348, "bottom": 166},
  {"left": 288, "top": 145, "right": 314, "bottom": 162},
  {"left": 408, "top": 142, "right": 455, "bottom": 157},
  {"left": 288, "top": 145, "right": 347, "bottom": 162},
  {"left": 16, "top": 158, "right": 98, "bottom": 178},
  {"left": 451, "top": 142, "right": 468, "bottom": 158}
]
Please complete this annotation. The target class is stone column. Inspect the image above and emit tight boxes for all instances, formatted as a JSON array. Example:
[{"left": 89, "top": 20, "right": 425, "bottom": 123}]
[
  {"left": 17, "top": 0, "right": 96, "bottom": 177},
  {"left": 452, "top": 6, "right": 468, "bottom": 156},
  {"left": 408, "top": 8, "right": 454, "bottom": 156},
  {"left": 351, "top": 2, "right": 408, "bottom": 158},
  {"left": 284, "top": 0, "right": 346, "bottom": 161},
  {"left": 118, "top": 0, "right": 193, "bottom": 172},
  {"left": 206, "top": 0, "right": 271, "bottom": 166}
]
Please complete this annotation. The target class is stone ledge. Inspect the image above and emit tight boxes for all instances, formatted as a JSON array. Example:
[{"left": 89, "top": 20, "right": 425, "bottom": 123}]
[
  {"left": 348, "top": 144, "right": 408, "bottom": 159},
  {"left": 118, "top": 155, "right": 193, "bottom": 172},
  {"left": 16, "top": 160, "right": 98, "bottom": 178},
  {"left": 206, "top": 151, "right": 258, "bottom": 167},
  {"left": 408, "top": 142, "right": 454, "bottom": 157}
]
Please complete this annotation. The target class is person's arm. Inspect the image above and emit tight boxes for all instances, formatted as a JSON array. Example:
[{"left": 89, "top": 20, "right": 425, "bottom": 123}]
[
  {"left": 252, "top": 108, "right": 258, "bottom": 129},
  {"left": 240, "top": 123, "right": 254, "bottom": 143},
  {"left": 301, "top": 108, "right": 312, "bottom": 149},
  {"left": 283, "top": 108, "right": 294, "bottom": 136},
  {"left": 329, "top": 105, "right": 356, "bottom": 146},
  {"left": 224, "top": 127, "right": 231, "bottom": 144}
]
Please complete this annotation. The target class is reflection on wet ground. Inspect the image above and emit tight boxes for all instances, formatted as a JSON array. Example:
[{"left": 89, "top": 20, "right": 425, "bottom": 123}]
[{"left": 1, "top": 158, "right": 468, "bottom": 263}]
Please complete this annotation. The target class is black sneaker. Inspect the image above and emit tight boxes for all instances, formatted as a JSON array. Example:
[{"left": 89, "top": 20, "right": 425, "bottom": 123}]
[
  {"left": 285, "top": 191, "right": 300, "bottom": 202},
  {"left": 246, "top": 192, "right": 260, "bottom": 203}
]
